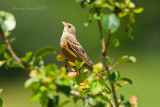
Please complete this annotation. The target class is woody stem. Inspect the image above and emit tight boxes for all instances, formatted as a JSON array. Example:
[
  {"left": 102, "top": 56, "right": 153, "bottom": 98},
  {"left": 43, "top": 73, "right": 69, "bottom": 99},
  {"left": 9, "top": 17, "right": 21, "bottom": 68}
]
[
  {"left": 97, "top": 20, "right": 119, "bottom": 107},
  {"left": 0, "top": 25, "right": 27, "bottom": 69}
]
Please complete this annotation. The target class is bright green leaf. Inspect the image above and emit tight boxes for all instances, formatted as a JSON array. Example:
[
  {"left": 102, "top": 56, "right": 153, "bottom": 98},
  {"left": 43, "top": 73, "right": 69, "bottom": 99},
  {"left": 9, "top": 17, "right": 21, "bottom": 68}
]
[
  {"left": 116, "top": 55, "right": 136, "bottom": 64},
  {"left": 133, "top": 8, "right": 144, "bottom": 14},
  {"left": 30, "top": 92, "right": 42, "bottom": 103},
  {"left": 21, "top": 51, "right": 32, "bottom": 63},
  {"left": 3, "top": 52, "right": 10, "bottom": 59},
  {"left": 118, "top": 9, "right": 129, "bottom": 18},
  {"left": 34, "top": 46, "right": 56, "bottom": 61},
  {"left": 44, "top": 64, "right": 58, "bottom": 76},
  {"left": 8, "top": 60, "right": 23, "bottom": 68},
  {"left": 0, "top": 89, "right": 3, "bottom": 94},
  {"left": 0, "top": 60, "right": 7, "bottom": 67},
  {"left": 79, "top": 61, "right": 86, "bottom": 68},
  {"left": 90, "top": 80, "right": 103, "bottom": 94},
  {"left": 125, "top": 0, "right": 130, "bottom": 6},
  {"left": 30, "top": 47, "right": 56, "bottom": 65},
  {"left": 24, "top": 78, "right": 40, "bottom": 88},
  {"left": 102, "top": 14, "right": 120, "bottom": 33},
  {"left": 74, "top": 72, "right": 88, "bottom": 84},
  {"left": 75, "top": 60, "right": 80, "bottom": 69},
  {"left": 111, "top": 38, "right": 120, "bottom": 47}
]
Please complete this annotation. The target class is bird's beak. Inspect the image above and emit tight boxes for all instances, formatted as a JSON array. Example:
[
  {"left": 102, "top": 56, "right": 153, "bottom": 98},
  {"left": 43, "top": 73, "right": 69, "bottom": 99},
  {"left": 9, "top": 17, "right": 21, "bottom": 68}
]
[{"left": 62, "top": 21, "right": 67, "bottom": 26}]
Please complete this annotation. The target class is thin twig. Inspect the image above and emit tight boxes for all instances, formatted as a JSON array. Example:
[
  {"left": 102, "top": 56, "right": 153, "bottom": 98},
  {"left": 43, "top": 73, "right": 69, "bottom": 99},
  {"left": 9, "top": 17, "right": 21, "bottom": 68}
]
[
  {"left": 0, "top": 26, "right": 27, "bottom": 69},
  {"left": 97, "top": 20, "right": 119, "bottom": 107}
]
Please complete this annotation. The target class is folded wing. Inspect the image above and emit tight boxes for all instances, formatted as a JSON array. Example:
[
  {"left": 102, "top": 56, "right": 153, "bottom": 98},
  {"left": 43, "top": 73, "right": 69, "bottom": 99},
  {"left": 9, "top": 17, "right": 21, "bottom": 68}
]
[{"left": 66, "top": 36, "right": 93, "bottom": 68}]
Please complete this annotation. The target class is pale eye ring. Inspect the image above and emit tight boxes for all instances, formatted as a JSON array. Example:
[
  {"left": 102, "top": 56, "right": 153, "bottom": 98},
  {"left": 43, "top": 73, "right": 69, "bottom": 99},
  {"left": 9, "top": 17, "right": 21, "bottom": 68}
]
[{"left": 68, "top": 25, "right": 71, "bottom": 28}]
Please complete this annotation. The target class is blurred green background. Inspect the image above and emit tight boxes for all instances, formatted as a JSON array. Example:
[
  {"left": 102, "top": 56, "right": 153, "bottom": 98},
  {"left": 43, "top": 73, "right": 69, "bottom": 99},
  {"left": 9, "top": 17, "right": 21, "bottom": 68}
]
[{"left": 0, "top": 0, "right": 160, "bottom": 107}]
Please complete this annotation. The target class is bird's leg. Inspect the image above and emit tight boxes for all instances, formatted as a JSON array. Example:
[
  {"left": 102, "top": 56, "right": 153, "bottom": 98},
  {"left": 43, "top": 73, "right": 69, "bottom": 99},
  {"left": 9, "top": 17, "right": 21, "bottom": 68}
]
[
  {"left": 77, "top": 68, "right": 81, "bottom": 75},
  {"left": 65, "top": 59, "right": 69, "bottom": 73}
]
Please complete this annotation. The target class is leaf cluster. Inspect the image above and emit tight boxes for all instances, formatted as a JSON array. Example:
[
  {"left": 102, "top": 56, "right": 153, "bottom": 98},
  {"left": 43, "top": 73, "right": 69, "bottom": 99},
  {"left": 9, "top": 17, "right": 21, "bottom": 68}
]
[{"left": 0, "top": 1, "right": 143, "bottom": 106}]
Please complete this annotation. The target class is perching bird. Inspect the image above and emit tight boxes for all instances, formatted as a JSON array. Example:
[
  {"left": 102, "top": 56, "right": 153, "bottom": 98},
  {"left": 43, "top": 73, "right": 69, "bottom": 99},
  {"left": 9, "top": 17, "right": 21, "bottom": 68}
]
[{"left": 60, "top": 22, "right": 93, "bottom": 71}]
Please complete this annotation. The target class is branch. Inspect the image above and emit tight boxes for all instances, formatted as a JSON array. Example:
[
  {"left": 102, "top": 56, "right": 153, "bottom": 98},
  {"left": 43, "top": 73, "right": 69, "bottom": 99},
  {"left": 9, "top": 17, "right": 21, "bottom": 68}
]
[
  {"left": 97, "top": 20, "right": 119, "bottom": 107},
  {"left": 0, "top": 26, "right": 27, "bottom": 69}
]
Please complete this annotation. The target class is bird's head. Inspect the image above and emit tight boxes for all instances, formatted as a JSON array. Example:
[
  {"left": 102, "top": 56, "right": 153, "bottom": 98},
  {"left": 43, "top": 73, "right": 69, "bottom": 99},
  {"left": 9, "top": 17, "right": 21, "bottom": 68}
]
[{"left": 62, "top": 22, "right": 76, "bottom": 35}]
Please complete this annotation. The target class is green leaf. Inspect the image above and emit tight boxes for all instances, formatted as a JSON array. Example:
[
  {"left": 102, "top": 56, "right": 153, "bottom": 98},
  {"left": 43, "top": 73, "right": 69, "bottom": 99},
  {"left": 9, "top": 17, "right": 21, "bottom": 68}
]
[
  {"left": 125, "top": 0, "right": 130, "bottom": 6},
  {"left": 57, "top": 86, "right": 71, "bottom": 96},
  {"left": 0, "top": 11, "right": 16, "bottom": 34},
  {"left": 116, "top": 55, "right": 136, "bottom": 64},
  {"left": 102, "top": 14, "right": 120, "bottom": 33},
  {"left": 31, "top": 47, "right": 56, "bottom": 64},
  {"left": 0, "top": 89, "right": 3, "bottom": 94},
  {"left": 0, "top": 44, "right": 6, "bottom": 54},
  {"left": 79, "top": 61, "right": 86, "bottom": 68},
  {"left": 93, "top": 0, "right": 107, "bottom": 8},
  {"left": 35, "top": 47, "right": 56, "bottom": 60},
  {"left": 0, "top": 60, "right": 7, "bottom": 67},
  {"left": 129, "top": 13, "right": 135, "bottom": 23},
  {"left": 30, "top": 92, "right": 42, "bottom": 103},
  {"left": 8, "top": 60, "right": 23, "bottom": 68},
  {"left": 40, "top": 94, "right": 49, "bottom": 107},
  {"left": 3, "top": 52, "right": 10, "bottom": 59},
  {"left": 120, "top": 77, "right": 133, "bottom": 85},
  {"left": 120, "top": 94, "right": 125, "bottom": 102},
  {"left": 95, "top": 102, "right": 105, "bottom": 107},
  {"left": 0, "top": 98, "right": 2, "bottom": 107},
  {"left": 44, "top": 64, "right": 58, "bottom": 76},
  {"left": 108, "top": 71, "right": 120, "bottom": 83},
  {"left": 21, "top": 51, "right": 32, "bottom": 63},
  {"left": 75, "top": 60, "right": 80, "bottom": 69},
  {"left": 58, "top": 100, "right": 70, "bottom": 107},
  {"left": 133, "top": 8, "right": 143, "bottom": 14},
  {"left": 111, "top": 38, "right": 120, "bottom": 47},
  {"left": 74, "top": 73, "right": 88, "bottom": 84},
  {"left": 126, "top": 23, "right": 133, "bottom": 39},
  {"left": 48, "top": 96, "right": 59, "bottom": 107},
  {"left": 118, "top": 9, "right": 129, "bottom": 18},
  {"left": 90, "top": 80, "right": 103, "bottom": 94},
  {"left": 24, "top": 78, "right": 40, "bottom": 88}
]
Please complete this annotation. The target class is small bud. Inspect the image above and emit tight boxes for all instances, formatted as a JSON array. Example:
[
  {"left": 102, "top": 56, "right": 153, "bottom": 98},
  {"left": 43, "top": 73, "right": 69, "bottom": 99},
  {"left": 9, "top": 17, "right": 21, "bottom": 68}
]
[{"left": 129, "top": 95, "right": 138, "bottom": 104}]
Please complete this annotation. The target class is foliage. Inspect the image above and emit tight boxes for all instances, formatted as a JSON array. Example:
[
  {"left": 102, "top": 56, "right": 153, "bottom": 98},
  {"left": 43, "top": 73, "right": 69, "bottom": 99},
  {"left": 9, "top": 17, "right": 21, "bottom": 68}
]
[
  {"left": 0, "top": 89, "right": 3, "bottom": 107},
  {"left": 0, "top": 0, "right": 143, "bottom": 107}
]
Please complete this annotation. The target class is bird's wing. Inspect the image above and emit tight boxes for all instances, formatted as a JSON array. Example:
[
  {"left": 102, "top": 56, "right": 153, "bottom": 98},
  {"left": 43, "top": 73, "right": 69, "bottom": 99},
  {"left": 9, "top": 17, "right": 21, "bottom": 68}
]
[{"left": 66, "top": 36, "right": 93, "bottom": 68}]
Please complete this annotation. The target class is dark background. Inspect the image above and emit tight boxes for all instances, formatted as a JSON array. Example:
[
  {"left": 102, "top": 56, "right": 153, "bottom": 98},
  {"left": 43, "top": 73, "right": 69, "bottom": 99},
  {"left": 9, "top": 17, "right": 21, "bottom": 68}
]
[{"left": 0, "top": 0, "right": 160, "bottom": 107}]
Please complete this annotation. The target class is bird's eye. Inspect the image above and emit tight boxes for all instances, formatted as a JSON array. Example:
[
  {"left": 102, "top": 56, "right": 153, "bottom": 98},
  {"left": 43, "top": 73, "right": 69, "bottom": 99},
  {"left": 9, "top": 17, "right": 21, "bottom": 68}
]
[{"left": 68, "top": 25, "right": 71, "bottom": 28}]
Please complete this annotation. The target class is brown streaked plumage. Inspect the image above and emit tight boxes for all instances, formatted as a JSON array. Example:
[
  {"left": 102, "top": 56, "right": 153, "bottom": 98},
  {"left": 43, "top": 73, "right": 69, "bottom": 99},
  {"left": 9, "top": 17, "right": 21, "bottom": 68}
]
[{"left": 60, "top": 22, "right": 93, "bottom": 71}]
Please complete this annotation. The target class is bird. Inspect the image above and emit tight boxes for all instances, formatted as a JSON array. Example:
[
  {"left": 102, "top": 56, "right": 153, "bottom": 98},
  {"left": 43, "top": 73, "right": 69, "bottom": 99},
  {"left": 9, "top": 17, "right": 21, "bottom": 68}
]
[{"left": 60, "top": 21, "right": 93, "bottom": 71}]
